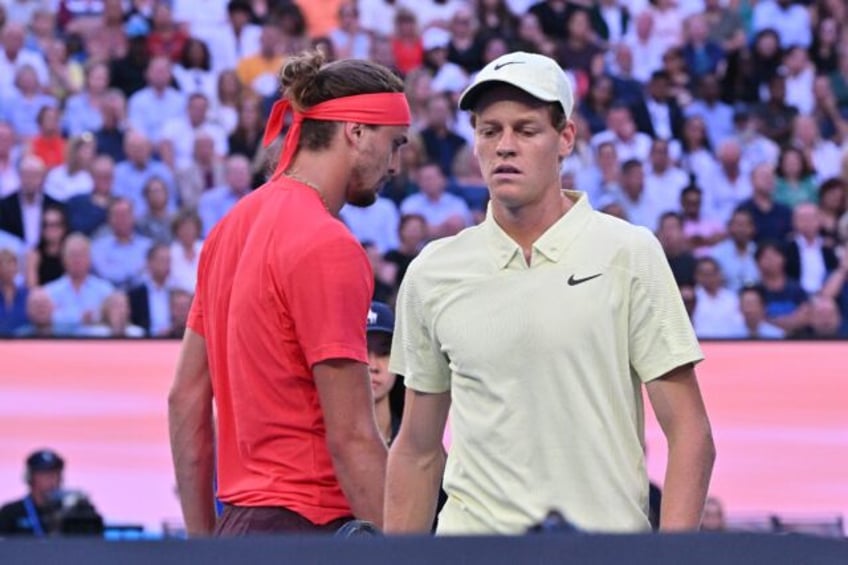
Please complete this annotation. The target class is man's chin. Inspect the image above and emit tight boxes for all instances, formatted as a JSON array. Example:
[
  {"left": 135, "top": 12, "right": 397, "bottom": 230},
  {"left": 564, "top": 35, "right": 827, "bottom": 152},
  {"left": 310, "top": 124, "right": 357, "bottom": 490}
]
[{"left": 347, "top": 185, "right": 381, "bottom": 208}]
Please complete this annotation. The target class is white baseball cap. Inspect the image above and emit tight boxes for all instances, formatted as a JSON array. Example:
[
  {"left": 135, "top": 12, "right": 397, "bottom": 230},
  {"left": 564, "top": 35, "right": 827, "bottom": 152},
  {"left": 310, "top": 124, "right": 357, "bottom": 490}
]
[{"left": 458, "top": 51, "right": 574, "bottom": 118}]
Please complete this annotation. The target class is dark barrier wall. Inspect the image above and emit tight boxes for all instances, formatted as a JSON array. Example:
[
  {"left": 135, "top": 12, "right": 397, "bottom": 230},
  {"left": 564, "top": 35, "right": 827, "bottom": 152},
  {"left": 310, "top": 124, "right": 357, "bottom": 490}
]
[{"left": 2, "top": 533, "right": 848, "bottom": 565}]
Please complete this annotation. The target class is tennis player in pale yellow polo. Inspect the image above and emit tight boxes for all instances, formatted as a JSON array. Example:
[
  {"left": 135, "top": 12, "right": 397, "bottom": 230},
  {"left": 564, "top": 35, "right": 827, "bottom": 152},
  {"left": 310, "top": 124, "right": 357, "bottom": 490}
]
[{"left": 384, "top": 52, "right": 715, "bottom": 535}]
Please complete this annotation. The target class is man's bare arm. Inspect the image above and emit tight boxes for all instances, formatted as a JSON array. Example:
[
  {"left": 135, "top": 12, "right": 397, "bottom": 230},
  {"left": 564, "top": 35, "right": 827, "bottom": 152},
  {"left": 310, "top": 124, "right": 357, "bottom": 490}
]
[
  {"left": 646, "top": 364, "right": 716, "bottom": 531},
  {"left": 384, "top": 389, "right": 451, "bottom": 534},
  {"left": 314, "top": 358, "right": 388, "bottom": 529},
  {"left": 168, "top": 329, "right": 216, "bottom": 536}
]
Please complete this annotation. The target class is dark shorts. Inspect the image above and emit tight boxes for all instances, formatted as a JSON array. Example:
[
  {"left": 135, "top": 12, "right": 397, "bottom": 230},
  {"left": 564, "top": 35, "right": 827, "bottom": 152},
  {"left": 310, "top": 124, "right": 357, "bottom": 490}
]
[{"left": 214, "top": 504, "right": 352, "bottom": 536}]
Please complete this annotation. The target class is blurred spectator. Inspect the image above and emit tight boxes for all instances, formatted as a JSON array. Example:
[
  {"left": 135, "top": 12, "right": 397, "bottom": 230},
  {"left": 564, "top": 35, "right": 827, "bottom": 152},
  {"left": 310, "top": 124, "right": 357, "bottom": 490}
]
[
  {"left": 198, "top": 154, "right": 252, "bottom": 236},
  {"left": 753, "top": 76, "right": 798, "bottom": 147},
  {"left": 0, "top": 121, "right": 20, "bottom": 197},
  {"left": 91, "top": 198, "right": 153, "bottom": 289},
  {"left": 24, "top": 206, "right": 68, "bottom": 288},
  {"left": 77, "top": 290, "right": 146, "bottom": 337},
  {"left": 169, "top": 211, "right": 203, "bottom": 293},
  {"left": 702, "top": 0, "right": 745, "bottom": 55},
  {"left": 809, "top": 16, "right": 841, "bottom": 74},
  {"left": 711, "top": 208, "right": 759, "bottom": 292},
  {"left": 752, "top": 0, "right": 811, "bottom": 49},
  {"left": 803, "top": 295, "right": 847, "bottom": 339},
  {"left": 3, "top": 65, "right": 57, "bottom": 140},
  {"left": 137, "top": 177, "right": 175, "bottom": 245},
  {"left": 645, "top": 138, "right": 689, "bottom": 204},
  {"left": 236, "top": 23, "right": 285, "bottom": 99},
  {"left": 681, "top": 185, "right": 725, "bottom": 256},
  {"left": 2, "top": 1, "right": 43, "bottom": 26},
  {"left": 28, "top": 106, "right": 66, "bottom": 170},
  {"left": 527, "top": 0, "right": 573, "bottom": 40},
  {"left": 368, "top": 33, "right": 400, "bottom": 77},
  {"left": 791, "top": 115, "right": 841, "bottom": 183},
  {"left": 113, "top": 130, "right": 177, "bottom": 217},
  {"left": 660, "top": 47, "right": 694, "bottom": 107},
  {"left": 773, "top": 146, "right": 817, "bottom": 208},
  {"left": 785, "top": 203, "right": 838, "bottom": 295},
  {"left": 591, "top": 104, "right": 652, "bottom": 163},
  {"left": 340, "top": 197, "right": 400, "bottom": 255},
  {"left": 358, "top": 0, "right": 400, "bottom": 38},
  {"left": 165, "top": 287, "right": 192, "bottom": 338},
  {"left": 421, "top": 28, "right": 469, "bottom": 97},
  {"left": 782, "top": 46, "right": 814, "bottom": 117},
  {"left": 391, "top": 8, "right": 423, "bottom": 76},
  {"left": 66, "top": 155, "right": 115, "bottom": 237},
  {"left": 692, "top": 256, "right": 744, "bottom": 338},
  {"left": 555, "top": 9, "right": 604, "bottom": 81},
  {"left": 679, "top": 115, "right": 717, "bottom": 187},
  {"left": 632, "top": 70, "right": 685, "bottom": 142},
  {"left": 0, "top": 155, "right": 61, "bottom": 249},
  {"left": 579, "top": 75, "right": 615, "bottom": 136},
  {"left": 401, "top": 162, "right": 471, "bottom": 239},
  {"left": 212, "top": 69, "right": 242, "bottom": 135},
  {"left": 63, "top": 62, "right": 111, "bottom": 138},
  {"left": 815, "top": 73, "right": 848, "bottom": 142},
  {"left": 44, "top": 133, "right": 96, "bottom": 202},
  {"left": 576, "top": 141, "right": 621, "bottom": 208},
  {"left": 734, "top": 285, "right": 785, "bottom": 339},
  {"left": 0, "top": 23, "right": 49, "bottom": 99},
  {"left": 0, "top": 245, "right": 27, "bottom": 336},
  {"left": 615, "top": 159, "right": 663, "bottom": 231},
  {"left": 146, "top": 2, "right": 190, "bottom": 63},
  {"left": 623, "top": 10, "right": 664, "bottom": 83},
  {"left": 128, "top": 243, "right": 173, "bottom": 337},
  {"left": 159, "top": 93, "right": 228, "bottom": 170},
  {"left": 173, "top": 38, "right": 218, "bottom": 105},
  {"left": 657, "top": 211, "right": 697, "bottom": 286},
  {"left": 681, "top": 13, "right": 724, "bottom": 80},
  {"left": 589, "top": 0, "right": 630, "bottom": 46},
  {"left": 97, "top": 0, "right": 130, "bottom": 61},
  {"left": 94, "top": 89, "right": 129, "bottom": 162},
  {"left": 451, "top": 144, "right": 489, "bottom": 217},
  {"left": 685, "top": 73, "right": 734, "bottom": 149},
  {"left": 362, "top": 240, "right": 396, "bottom": 303},
  {"left": 446, "top": 5, "right": 483, "bottom": 75},
  {"left": 127, "top": 56, "right": 187, "bottom": 145},
  {"left": 43, "top": 233, "right": 114, "bottom": 329},
  {"left": 404, "top": 68, "right": 434, "bottom": 133},
  {"left": 701, "top": 496, "right": 727, "bottom": 531},
  {"left": 419, "top": 92, "right": 467, "bottom": 178},
  {"left": 44, "top": 37, "right": 83, "bottom": 103},
  {"left": 13, "top": 286, "right": 74, "bottom": 337},
  {"left": 679, "top": 282, "right": 696, "bottom": 320},
  {"left": 329, "top": 2, "right": 371, "bottom": 61},
  {"left": 228, "top": 97, "right": 264, "bottom": 161},
  {"left": 176, "top": 133, "right": 227, "bottom": 210},
  {"left": 649, "top": 0, "right": 685, "bottom": 53},
  {"left": 110, "top": 35, "right": 151, "bottom": 98},
  {"left": 202, "top": 0, "right": 261, "bottom": 73},
  {"left": 732, "top": 106, "right": 779, "bottom": 170},
  {"left": 513, "top": 11, "right": 556, "bottom": 59},
  {"left": 737, "top": 163, "right": 793, "bottom": 244},
  {"left": 754, "top": 241, "right": 810, "bottom": 336},
  {"left": 384, "top": 213, "right": 427, "bottom": 290},
  {"left": 817, "top": 178, "right": 846, "bottom": 247}
]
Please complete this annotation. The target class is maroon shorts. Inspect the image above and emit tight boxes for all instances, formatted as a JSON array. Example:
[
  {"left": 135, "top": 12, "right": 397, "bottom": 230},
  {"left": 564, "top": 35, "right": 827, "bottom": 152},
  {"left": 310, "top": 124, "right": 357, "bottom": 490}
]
[{"left": 214, "top": 504, "right": 352, "bottom": 536}]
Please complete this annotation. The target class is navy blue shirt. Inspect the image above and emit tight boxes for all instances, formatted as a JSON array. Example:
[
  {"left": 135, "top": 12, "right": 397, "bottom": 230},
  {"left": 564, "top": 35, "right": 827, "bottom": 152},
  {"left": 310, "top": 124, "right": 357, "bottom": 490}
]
[{"left": 0, "top": 285, "right": 28, "bottom": 336}]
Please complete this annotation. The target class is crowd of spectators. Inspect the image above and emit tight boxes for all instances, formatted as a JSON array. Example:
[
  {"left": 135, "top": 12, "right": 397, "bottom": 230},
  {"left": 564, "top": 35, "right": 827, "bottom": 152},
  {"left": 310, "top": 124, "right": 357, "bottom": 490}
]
[{"left": 0, "top": 0, "right": 847, "bottom": 339}]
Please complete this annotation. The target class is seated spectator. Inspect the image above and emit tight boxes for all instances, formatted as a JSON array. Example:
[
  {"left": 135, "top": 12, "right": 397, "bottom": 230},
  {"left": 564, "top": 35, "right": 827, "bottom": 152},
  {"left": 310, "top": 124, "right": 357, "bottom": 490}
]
[
  {"left": 790, "top": 116, "right": 841, "bottom": 183},
  {"left": 91, "top": 198, "right": 152, "bottom": 289},
  {"left": 590, "top": 104, "right": 652, "bottom": 164},
  {"left": 630, "top": 70, "right": 684, "bottom": 142},
  {"left": 605, "top": 44, "right": 644, "bottom": 107},
  {"left": 703, "top": 138, "right": 752, "bottom": 224},
  {"left": 165, "top": 287, "right": 192, "bottom": 338},
  {"left": 340, "top": 196, "right": 400, "bottom": 256},
  {"left": 146, "top": 2, "right": 189, "bottom": 63},
  {"left": 198, "top": 154, "right": 252, "bottom": 236},
  {"left": 168, "top": 210, "right": 203, "bottom": 293},
  {"left": 678, "top": 115, "right": 717, "bottom": 188},
  {"left": 732, "top": 285, "right": 785, "bottom": 339},
  {"left": 685, "top": 73, "right": 733, "bottom": 149},
  {"left": 614, "top": 159, "right": 664, "bottom": 231},
  {"left": 113, "top": 130, "right": 177, "bottom": 218},
  {"left": 752, "top": 76, "right": 798, "bottom": 147},
  {"left": 421, "top": 27, "right": 469, "bottom": 97},
  {"left": 127, "top": 56, "right": 186, "bottom": 144},
  {"left": 622, "top": 10, "right": 664, "bottom": 83},
  {"left": 328, "top": 2, "right": 371, "bottom": 61},
  {"left": 362, "top": 240, "right": 396, "bottom": 304},
  {"left": 513, "top": 11, "right": 556, "bottom": 60},
  {"left": 390, "top": 8, "right": 423, "bottom": 76},
  {"left": 211, "top": 69, "right": 241, "bottom": 135},
  {"left": 401, "top": 162, "right": 471, "bottom": 240},
  {"left": 66, "top": 155, "right": 115, "bottom": 237},
  {"left": 128, "top": 243, "right": 173, "bottom": 337},
  {"left": 228, "top": 97, "right": 264, "bottom": 161},
  {"left": 384, "top": 213, "right": 427, "bottom": 291},
  {"left": 137, "top": 177, "right": 175, "bottom": 245},
  {"left": 732, "top": 106, "right": 779, "bottom": 171},
  {"left": 816, "top": 178, "right": 846, "bottom": 248},
  {"left": 737, "top": 163, "right": 793, "bottom": 244},
  {"left": 43, "top": 133, "right": 96, "bottom": 202},
  {"left": 710, "top": 208, "right": 759, "bottom": 292},
  {"left": 24, "top": 206, "right": 67, "bottom": 288},
  {"left": 419, "top": 92, "right": 467, "bottom": 179},
  {"left": 0, "top": 155, "right": 61, "bottom": 249},
  {"left": 0, "top": 23, "right": 50, "bottom": 99},
  {"left": 0, "top": 246, "right": 27, "bottom": 335},
  {"left": 2, "top": 64, "right": 57, "bottom": 140},
  {"left": 62, "top": 61, "right": 111, "bottom": 138},
  {"left": 42, "top": 233, "right": 113, "bottom": 329},
  {"left": 176, "top": 133, "right": 226, "bottom": 210},
  {"left": 172, "top": 38, "right": 218, "bottom": 106},
  {"left": 160, "top": 92, "right": 228, "bottom": 171},
  {"left": 76, "top": 290, "right": 146, "bottom": 338},
  {"left": 692, "top": 256, "right": 743, "bottom": 339},
  {"left": 773, "top": 146, "right": 818, "bottom": 209},
  {"left": 554, "top": 9, "right": 604, "bottom": 79},
  {"left": 575, "top": 141, "right": 621, "bottom": 208},
  {"left": 680, "top": 13, "right": 724, "bottom": 80},
  {"left": 27, "top": 106, "right": 65, "bottom": 170},
  {"left": 754, "top": 241, "right": 810, "bottom": 336},
  {"left": 784, "top": 203, "right": 838, "bottom": 294},
  {"left": 109, "top": 34, "right": 150, "bottom": 99},
  {"left": 94, "top": 89, "right": 128, "bottom": 163},
  {"left": 451, "top": 144, "right": 488, "bottom": 219},
  {"left": 681, "top": 185, "right": 725, "bottom": 256},
  {"left": 235, "top": 25, "right": 283, "bottom": 101},
  {"left": 0, "top": 121, "right": 21, "bottom": 198},
  {"left": 13, "top": 286, "right": 71, "bottom": 337},
  {"left": 801, "top": 295, "right": 847, "bottom": 339},
  {"left": 578, "top": 75, "right": 615, "bottom": 136},
  {"left": 445, "top": 5, "right": 483, "bottom": 75},
  {"left": 644, "top": 138, "right": 689, "bottom": 205},
  {"left": 656, "top": 211, "right": 696, "bottom": 286},
  {"left": 752, "top": 0, "right": 811, "bottom": 49}
]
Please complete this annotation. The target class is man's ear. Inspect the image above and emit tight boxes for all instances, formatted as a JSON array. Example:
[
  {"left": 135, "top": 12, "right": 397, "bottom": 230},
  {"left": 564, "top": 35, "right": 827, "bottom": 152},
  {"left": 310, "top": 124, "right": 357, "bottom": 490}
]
[{"left": 344, "top": 122, "right": 365, "bottom": 146}]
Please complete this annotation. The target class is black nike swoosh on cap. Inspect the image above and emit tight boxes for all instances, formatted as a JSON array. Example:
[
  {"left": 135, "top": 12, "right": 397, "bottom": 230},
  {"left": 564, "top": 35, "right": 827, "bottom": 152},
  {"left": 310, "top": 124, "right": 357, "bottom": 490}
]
[{"left": 493, "top": 61, "right": 525, "bottom": 71}]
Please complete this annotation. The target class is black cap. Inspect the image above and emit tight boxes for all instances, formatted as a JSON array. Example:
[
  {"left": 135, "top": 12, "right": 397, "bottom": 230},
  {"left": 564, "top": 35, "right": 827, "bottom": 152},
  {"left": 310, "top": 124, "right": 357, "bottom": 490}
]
[
  {"left": 367, "top": 302, "right": 394, "bottom": 335},
  {"left": 26, "top": 449, "right": 65, "bottom": 473}
]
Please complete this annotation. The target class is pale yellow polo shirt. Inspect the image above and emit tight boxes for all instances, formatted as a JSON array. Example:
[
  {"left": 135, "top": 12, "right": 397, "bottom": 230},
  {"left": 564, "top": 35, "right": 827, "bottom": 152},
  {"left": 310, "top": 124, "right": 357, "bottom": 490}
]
[{"left": 390, "top": 191, "right": 703, "bottom": 535}]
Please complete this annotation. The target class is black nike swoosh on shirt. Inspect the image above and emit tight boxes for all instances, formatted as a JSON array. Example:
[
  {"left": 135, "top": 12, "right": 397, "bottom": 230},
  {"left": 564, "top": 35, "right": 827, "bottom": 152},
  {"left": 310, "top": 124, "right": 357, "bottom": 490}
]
[
  {"left": 567, "top": 273, "right": 603, "bottom": 286},
  {"left": 493, "top": 61, "right": 525, "bottom": 71}
]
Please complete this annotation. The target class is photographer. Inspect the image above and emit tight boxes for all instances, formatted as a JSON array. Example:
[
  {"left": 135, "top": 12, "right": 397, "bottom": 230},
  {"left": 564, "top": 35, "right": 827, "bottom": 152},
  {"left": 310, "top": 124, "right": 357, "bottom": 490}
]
[{"left": 0, "top": 449, "right": 104, "bottom": 537}]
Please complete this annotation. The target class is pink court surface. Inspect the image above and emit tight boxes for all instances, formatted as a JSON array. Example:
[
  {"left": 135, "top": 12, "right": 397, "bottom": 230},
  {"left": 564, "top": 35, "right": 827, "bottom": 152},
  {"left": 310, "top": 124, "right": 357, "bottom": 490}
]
[{"left": 0, "top": 340, "right": 845, "bottom": 533}]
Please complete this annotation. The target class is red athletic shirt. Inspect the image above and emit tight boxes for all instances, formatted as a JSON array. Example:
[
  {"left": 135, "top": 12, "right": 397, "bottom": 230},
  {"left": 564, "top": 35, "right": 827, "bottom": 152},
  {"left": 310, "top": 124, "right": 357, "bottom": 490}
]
[{"left": 187, "top": 177, "right": 374, "bottom": 524}]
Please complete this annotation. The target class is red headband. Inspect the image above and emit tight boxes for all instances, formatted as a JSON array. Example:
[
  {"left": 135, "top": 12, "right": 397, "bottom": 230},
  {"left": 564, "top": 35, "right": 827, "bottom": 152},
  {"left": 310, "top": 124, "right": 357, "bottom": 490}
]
[{"left": 263, "top": 92, "right": 412, "bottom": 178}]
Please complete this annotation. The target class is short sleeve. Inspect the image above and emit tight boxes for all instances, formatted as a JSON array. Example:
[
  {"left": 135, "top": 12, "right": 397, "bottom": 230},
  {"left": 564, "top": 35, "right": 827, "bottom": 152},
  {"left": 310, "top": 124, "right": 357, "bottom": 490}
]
[
  {"left": 285, "top": 229, "right": 373, "bottom": 368},
  {"left": 389, "top": 257, "right": 451, "bottom": 394},
  {"left": 186, "top": 244, "right": 207, "bottom": 336},
  {"left": 628, "top": 229, "right": 703, "bottom": 383}
]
